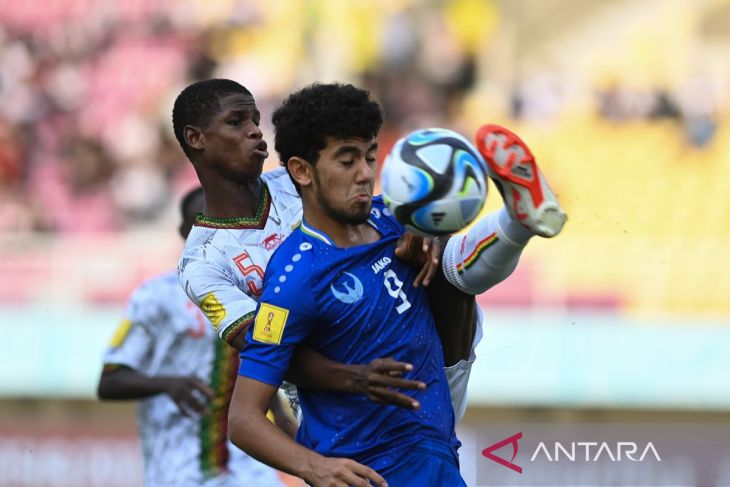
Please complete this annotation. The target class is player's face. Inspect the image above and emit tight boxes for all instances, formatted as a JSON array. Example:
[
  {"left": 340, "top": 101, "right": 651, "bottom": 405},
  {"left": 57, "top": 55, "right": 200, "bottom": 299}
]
[
  {"left": 311, "top": 137, "right": 378, "bottom": 225},
  {"left": 201, "top": 93, "right": 267, "bottom": 183}
]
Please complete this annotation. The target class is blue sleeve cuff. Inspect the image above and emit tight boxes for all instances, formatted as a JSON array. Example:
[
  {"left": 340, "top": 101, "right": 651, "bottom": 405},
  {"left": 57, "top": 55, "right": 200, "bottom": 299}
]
[{"left": 239, "top": 355, "right": 287, "bottom": 388}]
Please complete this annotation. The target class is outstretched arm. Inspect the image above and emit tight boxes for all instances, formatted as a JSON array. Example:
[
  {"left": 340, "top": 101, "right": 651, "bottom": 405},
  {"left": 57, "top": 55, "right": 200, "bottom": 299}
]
[
  {"left": 229, "top": 376, "right": 387, "bottom": 487},
  {"left": 98, "top": 366, "right": 213, "bottom": 417}
]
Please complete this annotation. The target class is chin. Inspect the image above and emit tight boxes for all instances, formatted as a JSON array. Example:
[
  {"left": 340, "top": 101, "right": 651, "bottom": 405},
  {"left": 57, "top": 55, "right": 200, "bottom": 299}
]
[
  {"left": 232, "top": 166, "right": 263, "bottom": 184},
  {"left": 350, "top": 208, "right": 371, "bottom": 224}
]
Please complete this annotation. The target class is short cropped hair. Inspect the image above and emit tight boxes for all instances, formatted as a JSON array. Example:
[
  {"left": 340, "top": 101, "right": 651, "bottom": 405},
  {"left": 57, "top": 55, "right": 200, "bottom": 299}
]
[
  {"left": 272, "top": 83, "right": 383, "bottom": 187},
  {"left": 172, "top": 79, "right": 253, "bottom": 157}
]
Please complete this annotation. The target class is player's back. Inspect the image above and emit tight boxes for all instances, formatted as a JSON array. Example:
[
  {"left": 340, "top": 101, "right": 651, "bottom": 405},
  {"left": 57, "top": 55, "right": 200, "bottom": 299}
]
[{"left": 103, "top": 271, "right": 283, "bottom": 487}]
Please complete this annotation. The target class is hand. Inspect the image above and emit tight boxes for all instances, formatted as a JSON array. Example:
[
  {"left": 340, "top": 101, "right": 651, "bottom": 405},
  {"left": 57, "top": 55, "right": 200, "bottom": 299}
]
[
  {"left": 305, "top": 456, "right": 388, "bottom": 487},
  {"left": 394, "top": 233, "right": 441, "bottom": 287},
  {"left": 164, "top": 377, "right": 214, "bottom": 417},
  {"left": 353, "top": 358, "right": 426, "bottom": 409}
]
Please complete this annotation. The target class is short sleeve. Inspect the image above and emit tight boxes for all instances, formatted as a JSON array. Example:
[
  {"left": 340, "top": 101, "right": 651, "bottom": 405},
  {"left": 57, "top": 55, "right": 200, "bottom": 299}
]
[
  {"left": 238, "top": 258, "right": 318, "bottom": 387},
  {"left": 179, "top": 258, "right": 258, "bottom": 345},
  {"left": 102, "top": 285, "right": 157, "bottom": 371}
]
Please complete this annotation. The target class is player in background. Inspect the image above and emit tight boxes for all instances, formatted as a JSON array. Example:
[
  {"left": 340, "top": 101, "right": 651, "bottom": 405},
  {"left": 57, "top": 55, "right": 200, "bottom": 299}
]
[
  {"left": 228, "top": 82, "right": 567, "bottom": 486},
  {"left": 98, "top": 187, "right": 292, "bottom": 487}
]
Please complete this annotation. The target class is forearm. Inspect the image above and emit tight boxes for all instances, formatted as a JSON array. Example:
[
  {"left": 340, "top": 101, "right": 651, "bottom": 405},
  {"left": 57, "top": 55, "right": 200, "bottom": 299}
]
[
  {"left": 230, "top": 403, "right": 321, "bottom": 481},
  {"left": 97, "top": 367, "right": 173, "bottom": 400},
  {"left": 285, "top": 346, "right": 363, "bottom": 393}
]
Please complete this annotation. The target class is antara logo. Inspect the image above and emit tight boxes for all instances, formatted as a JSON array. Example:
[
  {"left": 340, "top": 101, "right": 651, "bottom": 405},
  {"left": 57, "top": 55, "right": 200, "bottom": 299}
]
[
  {"left": 371, "top": 257, "right": 391, "bottom": 274},
  {"left": 530, "top": 441, "right": 661, "bottom": 462},
  {"left": 482, "top": 432, "right": 662, "bottom": 474},
  {"left": 482, "top": 432, "right": 523, "bottom": 474}
]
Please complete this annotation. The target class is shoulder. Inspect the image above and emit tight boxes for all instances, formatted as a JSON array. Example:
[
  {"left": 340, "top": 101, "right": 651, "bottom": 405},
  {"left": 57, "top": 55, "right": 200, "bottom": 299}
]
[
  {"left": 131, "top": 271, "right": 178, "bottom": 303},
  {"left": 178, "top": 232, "right": 239, "bottom": 311},
  {"left": 179, "top": 226, "right": 233, "bottom": 280},
  {"left": 126, "top": 271, "right": 179, "bottom": 321},
  {"left": 265, "top": 227, "right": 314, "bottom": 276},
  {"left": 370, "top": 196, "right": 405, "bottom": 236},
  {"left": 262, "top": 167, "right": 297, "bottom": 198},
  {"left": 257, "top": 231, "right": 318, "bottom": 327}
]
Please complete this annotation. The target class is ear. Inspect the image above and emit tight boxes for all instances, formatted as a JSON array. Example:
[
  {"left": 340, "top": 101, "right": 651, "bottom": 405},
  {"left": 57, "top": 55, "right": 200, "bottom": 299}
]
[
  {"left": 287, "top": 157, "right": 313, "bottom": 188},
  {"left": 184, "top": 125, "right": 205, "bottom": 151}
]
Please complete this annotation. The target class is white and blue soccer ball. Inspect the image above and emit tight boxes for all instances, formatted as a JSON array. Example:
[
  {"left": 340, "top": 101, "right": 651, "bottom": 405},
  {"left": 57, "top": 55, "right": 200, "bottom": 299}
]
[{"left": 381, "top": 128, "right": 489, "bottom": 236}]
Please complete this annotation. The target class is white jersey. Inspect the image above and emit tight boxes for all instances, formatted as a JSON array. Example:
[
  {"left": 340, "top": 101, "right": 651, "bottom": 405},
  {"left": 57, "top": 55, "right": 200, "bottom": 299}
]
[
  {"left": 179, "top": 168, "right": 302, "bottom": 345},
  {"left": 102, "top": 271, "right": 284, "bottom": 487}
]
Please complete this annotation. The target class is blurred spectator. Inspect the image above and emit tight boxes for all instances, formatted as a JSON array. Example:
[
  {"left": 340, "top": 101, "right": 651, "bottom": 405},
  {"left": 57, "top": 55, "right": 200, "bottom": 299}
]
[
  {"left": 675, "top": 74, "right": 718, "bottom": 148},
  {"left": 0, "top": 0, "right": 725, "bottom": 237}
]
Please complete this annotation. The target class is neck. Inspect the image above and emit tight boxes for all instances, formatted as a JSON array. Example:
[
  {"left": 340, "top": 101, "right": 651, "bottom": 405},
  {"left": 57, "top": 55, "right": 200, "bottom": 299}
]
[
  {"left": 302, "top": 206, "right": 378, "bottom": 248},
  {"left": 196, "top": 170, "right": 264, "bottom": 219}
]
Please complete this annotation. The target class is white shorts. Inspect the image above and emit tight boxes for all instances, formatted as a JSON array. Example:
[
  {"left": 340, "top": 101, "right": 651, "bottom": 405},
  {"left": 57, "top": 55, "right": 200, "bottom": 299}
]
[{"left": 444, "top": 306, "right": 483, "bottom": 422}]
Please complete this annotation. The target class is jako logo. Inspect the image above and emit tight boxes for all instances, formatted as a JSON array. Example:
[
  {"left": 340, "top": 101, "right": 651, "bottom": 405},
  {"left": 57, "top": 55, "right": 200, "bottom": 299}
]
[
  {"left": 482, "top": 432, "right": 523, "bottom": 474},
  {"left": 371, "top": 257, "right": 391, "bottom": 274}
]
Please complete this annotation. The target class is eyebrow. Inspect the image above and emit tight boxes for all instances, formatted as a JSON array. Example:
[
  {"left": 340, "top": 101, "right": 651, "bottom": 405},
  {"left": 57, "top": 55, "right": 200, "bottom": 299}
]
[
  {"left": 228, "top": 107, "right": 261, "bottom": 115},
  {"left": 225, "top": 107, "right": 261, "bottom": 119},
  {"left": 333, "top": 142, "right": 379, "bottom": 158}
]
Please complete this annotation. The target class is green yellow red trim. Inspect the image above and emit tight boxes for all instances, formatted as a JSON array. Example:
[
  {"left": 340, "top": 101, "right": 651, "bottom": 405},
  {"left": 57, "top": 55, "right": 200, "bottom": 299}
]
[
  {"left": 195, "top": 185, "right": 270, "bottom": 230},
  {"left": 456, "top": 232, "right": 498, "bottom": 274},
  {"left": 221, "top": 312, "right": 254, "bottom": 346},
  {"left": 200, "top": 338, "right": 239, "bottom": 477}
]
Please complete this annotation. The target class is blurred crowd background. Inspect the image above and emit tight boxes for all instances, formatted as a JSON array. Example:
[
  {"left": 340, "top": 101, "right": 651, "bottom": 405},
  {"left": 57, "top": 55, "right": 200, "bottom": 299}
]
[
  {"left": 1, "top": 0, "right": 730, "bottom": 485},
  {"left": 1, "top": 0, "right": 729, "bottom": 315}
]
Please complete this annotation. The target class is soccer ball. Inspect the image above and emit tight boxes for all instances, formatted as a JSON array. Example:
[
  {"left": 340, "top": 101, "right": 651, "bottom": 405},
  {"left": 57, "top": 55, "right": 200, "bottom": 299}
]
[{"left": 381, "top": 128, "right": 489, "bottom": 236}]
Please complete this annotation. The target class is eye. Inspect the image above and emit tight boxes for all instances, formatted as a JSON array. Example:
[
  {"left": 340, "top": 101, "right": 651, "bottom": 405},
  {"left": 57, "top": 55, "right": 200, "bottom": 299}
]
[
  {"left": 366, "top": 156, "right": 377, "bottom": 165},
  {"left": 227, "top": 118, "right": 241, "bottom": 126},
  {"left": 340, "top": 160, "right": 355, "bottom": 167}
]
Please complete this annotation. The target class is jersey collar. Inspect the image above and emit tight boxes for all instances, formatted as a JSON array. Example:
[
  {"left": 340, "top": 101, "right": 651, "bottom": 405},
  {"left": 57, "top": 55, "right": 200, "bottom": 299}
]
[
  {"left": 300, "top": 220, "right": 333, "bottom": 245},
  {"left": 300, "top": 219, "right": 379, "bottom": 247},
  {"left": 194, "top": 185, "right": 271, "bottom": 230}
]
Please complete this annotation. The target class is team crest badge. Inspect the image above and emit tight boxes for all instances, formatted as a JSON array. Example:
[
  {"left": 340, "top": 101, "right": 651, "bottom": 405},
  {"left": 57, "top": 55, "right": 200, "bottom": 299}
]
[
  {"left": 330, "top": 272, "right": 364, "bottom": 304},
  {"left": 261, "top": 233, "right": 284, "bottom": 251}
]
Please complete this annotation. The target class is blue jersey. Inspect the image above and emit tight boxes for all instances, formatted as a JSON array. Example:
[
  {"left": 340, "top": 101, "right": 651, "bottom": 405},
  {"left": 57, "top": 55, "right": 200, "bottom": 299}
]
[{"left": 239, "top": 198, "right": 459, "bottom": 472}]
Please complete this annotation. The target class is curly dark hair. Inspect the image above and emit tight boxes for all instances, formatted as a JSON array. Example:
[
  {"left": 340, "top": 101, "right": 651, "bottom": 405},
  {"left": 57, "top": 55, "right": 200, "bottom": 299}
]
[
  {"left": 272, "top": 83, "right": 383, "bottom": 190},
  {"left": 172, "top": 79, "right": 253, "bottom": 157}
]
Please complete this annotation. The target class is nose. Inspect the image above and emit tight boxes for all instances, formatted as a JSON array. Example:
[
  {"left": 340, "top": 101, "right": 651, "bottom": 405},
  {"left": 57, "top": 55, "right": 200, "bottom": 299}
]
[
  {"left": 354, "top": 157, "right": 375, "bottom": 185},
  {"left": 247, "top": 122, "right": 263, "bottom": 139}
]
